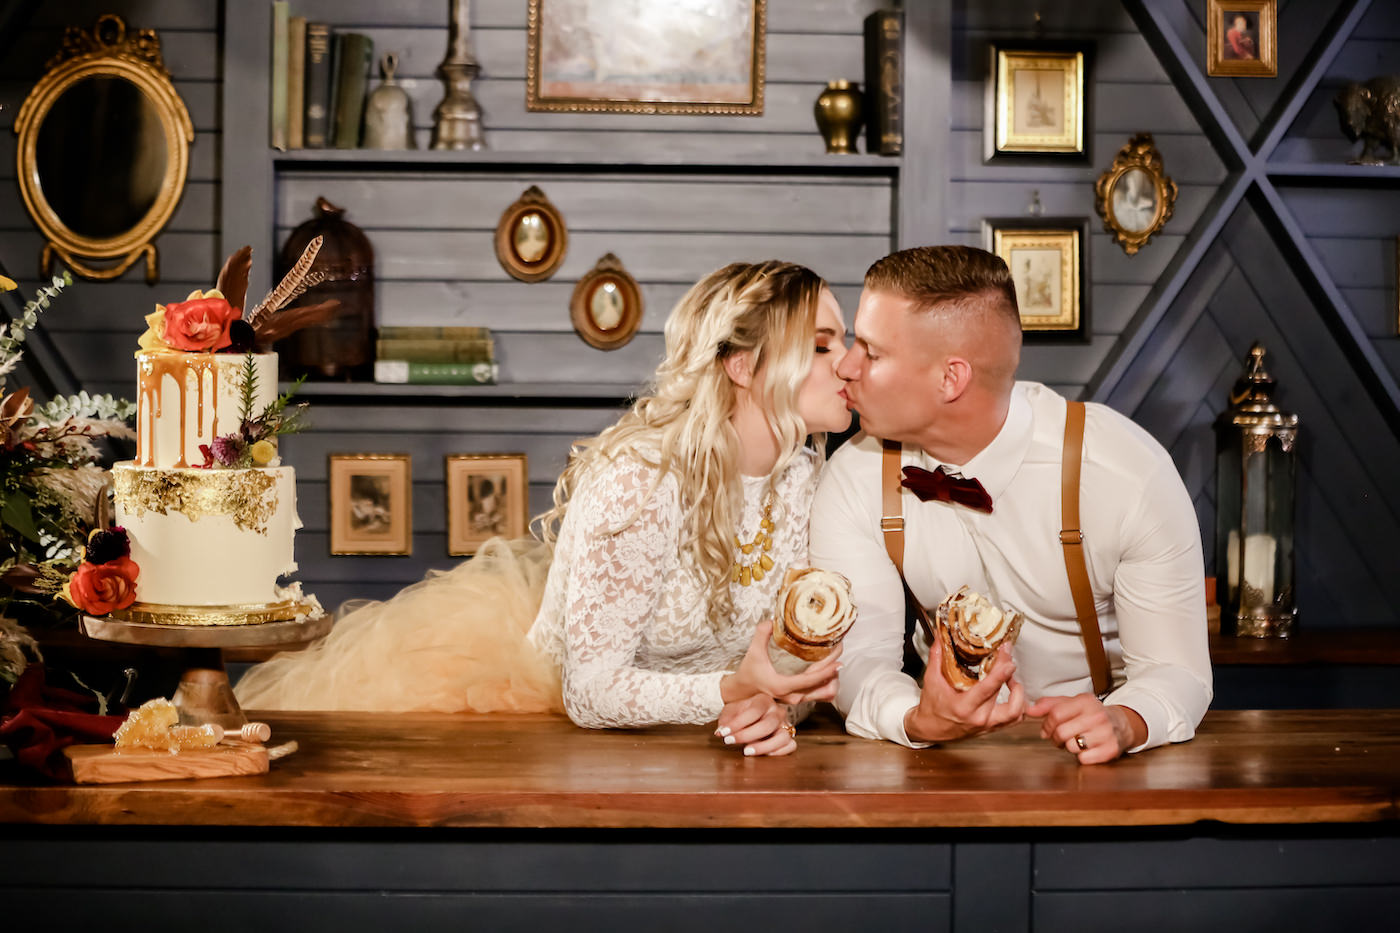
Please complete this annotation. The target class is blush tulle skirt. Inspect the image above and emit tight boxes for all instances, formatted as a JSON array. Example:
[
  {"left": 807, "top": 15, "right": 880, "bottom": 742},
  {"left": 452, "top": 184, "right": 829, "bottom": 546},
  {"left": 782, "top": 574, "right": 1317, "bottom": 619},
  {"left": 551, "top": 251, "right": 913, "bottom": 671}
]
[{"left": 233, "top": 537, "right": 562, "bottom": 713}]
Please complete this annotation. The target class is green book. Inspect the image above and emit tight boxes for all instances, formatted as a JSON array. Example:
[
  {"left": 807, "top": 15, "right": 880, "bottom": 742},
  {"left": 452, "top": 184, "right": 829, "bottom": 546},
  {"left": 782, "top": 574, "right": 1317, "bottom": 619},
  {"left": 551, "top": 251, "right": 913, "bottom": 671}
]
[
  {"left": 332, "top": 32, "right": 374, "bottom": 149},
  {"left": 378, "top": 326, "right": 493, "bottom": 341},
  {"left": 375, "top": 338, "right": 495, "bottom": 364},
  {"left": 303, "top": 22, "right": 333, "bottom": 148},
  {"left": 374, "top": 360, "right": 499, "bottom": 385},
  {"left": 269, "top": 1, "right": 289, "bottom": 150}
]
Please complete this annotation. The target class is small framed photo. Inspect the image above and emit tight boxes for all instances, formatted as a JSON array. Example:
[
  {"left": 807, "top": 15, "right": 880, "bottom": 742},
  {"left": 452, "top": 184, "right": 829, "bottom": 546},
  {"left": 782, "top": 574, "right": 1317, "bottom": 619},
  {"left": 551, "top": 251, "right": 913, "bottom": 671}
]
[
  {"left": 329, "top": 454, "right": 412, "bottom": 556},
  {"left": 526, "top": 0, "right": 766, "bottom": 115},
  {"left": 1207, "top": 0, "right": 1277, "bottom": 78},
  {"left": 446, "top": 454, "right": 529, "bottom": 556},
  {"left": 986, "top": 44, "right": 1088, "bottom": 159},
  {"left": 984, "top": 217, "right": 1088, "bottom": 340},
  {"left": 571, "top": 253, "right": 644, "bottom": 350}
]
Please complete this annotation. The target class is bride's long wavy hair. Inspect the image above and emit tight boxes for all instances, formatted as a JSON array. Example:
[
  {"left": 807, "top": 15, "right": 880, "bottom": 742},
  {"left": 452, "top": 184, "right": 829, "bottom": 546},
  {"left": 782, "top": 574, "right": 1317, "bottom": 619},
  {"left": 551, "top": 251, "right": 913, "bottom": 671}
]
[{"left": 535, "top": 260, "right": 827, "bottom": 627}]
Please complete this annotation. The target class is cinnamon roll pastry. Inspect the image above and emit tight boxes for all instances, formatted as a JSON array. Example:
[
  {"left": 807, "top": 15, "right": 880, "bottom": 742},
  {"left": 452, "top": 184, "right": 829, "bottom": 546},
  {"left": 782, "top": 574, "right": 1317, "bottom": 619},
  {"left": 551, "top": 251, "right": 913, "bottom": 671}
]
[
  {"left": 771, "top": 566, "right": 858, "bottom": 662},
  {"left": 934, "top": 585, "right": 1024, "bottom": 691}
]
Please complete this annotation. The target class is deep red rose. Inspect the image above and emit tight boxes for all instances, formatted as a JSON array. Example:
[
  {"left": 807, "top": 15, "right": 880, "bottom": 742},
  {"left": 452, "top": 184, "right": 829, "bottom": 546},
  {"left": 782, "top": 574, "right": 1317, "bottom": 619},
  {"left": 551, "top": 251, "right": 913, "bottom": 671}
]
[
  {"left": 162, "top": 297, "right": 241, "bottom": 352},
  {"left": 67, "top": 557, "right": 140, "bottom": 615}
]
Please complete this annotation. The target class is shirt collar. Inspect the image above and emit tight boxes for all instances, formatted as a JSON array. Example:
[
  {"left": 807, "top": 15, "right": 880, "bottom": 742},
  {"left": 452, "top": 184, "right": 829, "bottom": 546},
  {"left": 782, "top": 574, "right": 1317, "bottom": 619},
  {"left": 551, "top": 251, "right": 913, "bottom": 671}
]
[{"left": 918, "top": 382, "right": 1033, "bottom": 503}]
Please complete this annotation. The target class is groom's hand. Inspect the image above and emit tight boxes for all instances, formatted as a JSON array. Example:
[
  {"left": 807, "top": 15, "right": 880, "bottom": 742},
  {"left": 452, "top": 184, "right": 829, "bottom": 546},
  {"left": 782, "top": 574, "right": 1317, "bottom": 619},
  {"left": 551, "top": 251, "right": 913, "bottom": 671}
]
[{"left": 903, "top": 641, "right": 1025, "bottom": 743}]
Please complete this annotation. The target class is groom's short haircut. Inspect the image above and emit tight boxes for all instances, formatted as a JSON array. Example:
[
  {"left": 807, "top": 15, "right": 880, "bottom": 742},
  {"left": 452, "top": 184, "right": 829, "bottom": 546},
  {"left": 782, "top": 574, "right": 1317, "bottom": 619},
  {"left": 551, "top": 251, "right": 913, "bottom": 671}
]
[{"left": 864, "top": 245, "right": 1020, "bottom": 327}]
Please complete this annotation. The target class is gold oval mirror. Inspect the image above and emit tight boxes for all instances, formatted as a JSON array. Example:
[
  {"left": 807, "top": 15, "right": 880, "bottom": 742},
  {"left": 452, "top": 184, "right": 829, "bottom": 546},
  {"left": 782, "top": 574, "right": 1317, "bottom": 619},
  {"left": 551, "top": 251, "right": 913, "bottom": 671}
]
[{"left": 13, "top": 15, "right": 194, "bottom": 283}]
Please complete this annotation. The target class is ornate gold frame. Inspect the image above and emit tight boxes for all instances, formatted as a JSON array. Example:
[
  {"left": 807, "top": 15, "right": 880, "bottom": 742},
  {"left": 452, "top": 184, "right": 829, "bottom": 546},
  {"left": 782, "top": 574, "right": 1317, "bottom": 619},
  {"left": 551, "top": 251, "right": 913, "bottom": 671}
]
[
  {"left": 986, "top": 218, "right": 1086, "bottom": 337},
  {"left": 1206, "top": 0, "right": 1277, "bottom": 78},
  {"left": 989, "top": 47, "right": 1086, "bottom": 156},
  {"left": 445, "top": 453, "right": 529, "bottom": 557},
  {"left": 1094, "top": 134, "right": 1178, "bottom": 256},
  {"left": 570, "top": 254, "right": 643, "bottom": 350},
  {"left": 494, "top": 186, "right": 568, "bottom": 283},
  {"left": 12, "top": 15, "right": 193, "bottom": 284},
  {"left": 329, "top": 453, "right": 413, "bottom": 556},
  {"left": 526, "top": 0, "right": 766, "bottom": 115}
]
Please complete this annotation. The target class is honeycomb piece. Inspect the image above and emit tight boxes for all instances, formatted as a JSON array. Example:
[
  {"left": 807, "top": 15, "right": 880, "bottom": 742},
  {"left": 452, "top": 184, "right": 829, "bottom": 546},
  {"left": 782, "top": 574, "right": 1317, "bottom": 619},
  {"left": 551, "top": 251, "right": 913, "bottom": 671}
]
[{"left": 113, "top": 698, "right": 221, "bottom": 753}]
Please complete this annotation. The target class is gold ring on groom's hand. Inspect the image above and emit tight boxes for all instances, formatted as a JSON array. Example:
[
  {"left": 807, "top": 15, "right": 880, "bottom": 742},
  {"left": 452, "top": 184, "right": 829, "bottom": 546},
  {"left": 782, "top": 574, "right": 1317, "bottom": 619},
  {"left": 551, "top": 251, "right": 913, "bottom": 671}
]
[
  {"left": 1074, "top": 734, "right": 1088, "bottom": 751},
  {"left": 782, "top": 722, "right": 797, "bottom": 739}
]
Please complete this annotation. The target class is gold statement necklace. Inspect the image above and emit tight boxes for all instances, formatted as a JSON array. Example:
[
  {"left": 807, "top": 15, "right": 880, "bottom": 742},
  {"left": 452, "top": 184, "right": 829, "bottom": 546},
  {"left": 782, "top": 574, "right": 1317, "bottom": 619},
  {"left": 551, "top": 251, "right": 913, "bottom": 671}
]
[{"left": 731, "top": 489, "right": 776, "bottom": 586}]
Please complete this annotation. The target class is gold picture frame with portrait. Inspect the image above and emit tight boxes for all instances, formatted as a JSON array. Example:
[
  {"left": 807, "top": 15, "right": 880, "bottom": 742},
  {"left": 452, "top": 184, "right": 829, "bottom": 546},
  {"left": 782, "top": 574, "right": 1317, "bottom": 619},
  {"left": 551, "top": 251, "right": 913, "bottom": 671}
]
[
  {"left": 494, "top": 186, "right": 568, "bottom": 283},
  {"left": 1095, "top": 133, "right": 1178, "bottom": 256},
  {"left": 1207, "top": 0, "right": 1277, "bottom": 78},
  {"left": 446, "top": 454, "right": 529, "bottom": 556},
  {"left": 526, "top": 0, "right": 766, "bottom": 115},
  {"left": 985, "top": 217, "right": 1088, "bottom": 339},
  {"left": 571, "top": 253, "right": 643, "bottom": 350},
  {"left": 329, "top": 454, "right": 412, "bottom": 556},
  {"left": 987, "top": 44, "right": 1087, "bottom": 158}
]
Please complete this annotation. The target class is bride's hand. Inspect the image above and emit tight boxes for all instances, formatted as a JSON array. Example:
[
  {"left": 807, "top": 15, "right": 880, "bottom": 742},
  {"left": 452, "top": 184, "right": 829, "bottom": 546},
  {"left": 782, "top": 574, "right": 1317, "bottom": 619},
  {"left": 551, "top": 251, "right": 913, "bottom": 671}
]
[
  {"left": 720, "top": 619, "right": 842, "bottom": 706},
  {"left": 715, "top": 694, "right": 797, "bottom": 757}
]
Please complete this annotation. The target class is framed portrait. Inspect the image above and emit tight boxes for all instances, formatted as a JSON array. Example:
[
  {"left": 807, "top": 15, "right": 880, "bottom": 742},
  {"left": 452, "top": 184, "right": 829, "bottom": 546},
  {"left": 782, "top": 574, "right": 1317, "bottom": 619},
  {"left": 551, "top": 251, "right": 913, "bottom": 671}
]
[
  {"left": 526, "top": 0, "right": 766, "bottom": 115},
  {"left": 446, "top": 454, "right": 529, "bottom": 556},
  {"left": 985, "top": 217, "right": 1088, "bottom": 340},
  {"left": 986, "top": 44, "right": 1088, "bottom": 159},
  {"left": 495, "top": 185, "right": 568, "bottom": 283},
  {"left": 571, "top": 253, "right": 644, "bottom": 350},
  {"left": 1095, "top": 133, "right": 1178, "bottom": 255},
  {"left": 329, "top": 454, "right": 412, "bottom": 556},
  {"left": 1206, "top": 0, "right": 1277, "bottom": 78}
]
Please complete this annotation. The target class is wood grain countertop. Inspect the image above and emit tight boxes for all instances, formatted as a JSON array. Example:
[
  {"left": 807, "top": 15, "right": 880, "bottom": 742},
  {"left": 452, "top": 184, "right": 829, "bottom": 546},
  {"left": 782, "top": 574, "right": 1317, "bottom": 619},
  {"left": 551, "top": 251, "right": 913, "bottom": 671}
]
[{"left": 3, "top": 709, "right": 1397, "bottom": 830}]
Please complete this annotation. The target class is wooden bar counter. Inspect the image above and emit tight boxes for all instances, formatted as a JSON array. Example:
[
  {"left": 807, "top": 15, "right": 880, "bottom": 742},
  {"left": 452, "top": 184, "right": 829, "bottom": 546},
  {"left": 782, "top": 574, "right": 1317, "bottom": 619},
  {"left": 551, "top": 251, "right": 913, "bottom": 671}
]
[
  {"left": 4, "top": 709, "right": 1399, "bottom": 931},
  {"left": 3, "top": 708, "right": 1399, "bottom": 829}
]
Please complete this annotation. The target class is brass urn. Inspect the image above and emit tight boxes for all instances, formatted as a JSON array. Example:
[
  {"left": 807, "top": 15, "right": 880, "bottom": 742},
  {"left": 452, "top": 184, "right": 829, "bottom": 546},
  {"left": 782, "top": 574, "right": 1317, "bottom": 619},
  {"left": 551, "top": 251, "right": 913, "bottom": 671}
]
[{"left": 814, "top": 80, "right": 863, "bottom": 154}]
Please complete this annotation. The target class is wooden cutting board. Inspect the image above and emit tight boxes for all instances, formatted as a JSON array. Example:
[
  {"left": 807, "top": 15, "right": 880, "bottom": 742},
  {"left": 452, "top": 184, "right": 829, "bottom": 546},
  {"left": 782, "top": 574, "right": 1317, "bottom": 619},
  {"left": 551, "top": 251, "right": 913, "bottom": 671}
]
[{"left": 65, "top": 741, "right": 269, "bottom": 784}]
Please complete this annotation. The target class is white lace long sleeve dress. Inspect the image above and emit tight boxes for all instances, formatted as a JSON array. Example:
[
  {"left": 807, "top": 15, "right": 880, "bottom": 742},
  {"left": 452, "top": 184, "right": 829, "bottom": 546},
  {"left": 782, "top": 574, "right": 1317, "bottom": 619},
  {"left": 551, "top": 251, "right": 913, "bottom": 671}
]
[{"left": 528, "top": 447, "right": 819, "bottom": 728}]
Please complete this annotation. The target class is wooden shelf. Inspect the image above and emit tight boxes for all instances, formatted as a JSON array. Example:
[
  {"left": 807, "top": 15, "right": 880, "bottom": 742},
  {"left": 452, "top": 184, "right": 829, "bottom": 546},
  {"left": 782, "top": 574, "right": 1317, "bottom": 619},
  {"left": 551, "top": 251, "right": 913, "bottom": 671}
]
[
  {"left": 282, "top": 381, "right": 638, "bottom": 403},
  {"left": 1210, "top": 627, "right": 1400, "bottom": 665},
  {"left": 270, "top": 147, "right": 901, "bottom": 175},
  {"left": 1266, "top": 161, "right": 1400, "bottom": 184}
]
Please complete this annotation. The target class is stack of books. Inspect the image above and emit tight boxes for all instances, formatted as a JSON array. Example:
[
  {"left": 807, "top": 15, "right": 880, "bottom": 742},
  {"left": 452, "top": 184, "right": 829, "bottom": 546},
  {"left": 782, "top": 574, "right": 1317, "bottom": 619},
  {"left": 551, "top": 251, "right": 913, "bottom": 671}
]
[
  {"left": 270, "top": 1, "right": 374, "bottom": 150},
  {"left": 373, "top": 327, "right": 499, "bottom": 385}
]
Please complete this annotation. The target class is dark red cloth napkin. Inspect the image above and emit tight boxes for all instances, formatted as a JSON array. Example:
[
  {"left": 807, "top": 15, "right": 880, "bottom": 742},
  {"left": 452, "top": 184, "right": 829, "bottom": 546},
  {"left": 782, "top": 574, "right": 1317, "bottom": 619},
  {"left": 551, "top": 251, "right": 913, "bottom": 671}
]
[{"left": 1, "top": 665, "right": 125, "bottom": 780}]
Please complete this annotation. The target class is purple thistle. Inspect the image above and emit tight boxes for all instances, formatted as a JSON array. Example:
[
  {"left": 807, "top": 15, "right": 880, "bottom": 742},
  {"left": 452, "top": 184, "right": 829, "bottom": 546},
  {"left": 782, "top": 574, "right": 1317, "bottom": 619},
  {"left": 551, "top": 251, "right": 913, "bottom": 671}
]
[{"left": 211, "top": 433, "right": 246, "bottom": 466}]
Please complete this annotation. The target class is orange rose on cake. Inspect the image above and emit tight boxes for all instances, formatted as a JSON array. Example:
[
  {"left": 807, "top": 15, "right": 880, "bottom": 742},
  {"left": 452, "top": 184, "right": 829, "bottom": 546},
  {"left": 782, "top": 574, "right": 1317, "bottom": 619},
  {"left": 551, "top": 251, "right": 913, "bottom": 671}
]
[
  {"left": 59, "top": 528, "right": 140, "bottom": 616},
  {"left": 162, "top": 291, "right": 241, "bottom": 351}
]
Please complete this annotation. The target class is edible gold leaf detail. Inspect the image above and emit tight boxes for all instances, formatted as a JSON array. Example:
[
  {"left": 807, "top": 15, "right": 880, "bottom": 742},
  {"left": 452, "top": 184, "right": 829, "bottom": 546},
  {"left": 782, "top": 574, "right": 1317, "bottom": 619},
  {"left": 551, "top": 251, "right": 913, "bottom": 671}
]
[{"left": 113, "top": 466, "right": 280, "bottom": 535}]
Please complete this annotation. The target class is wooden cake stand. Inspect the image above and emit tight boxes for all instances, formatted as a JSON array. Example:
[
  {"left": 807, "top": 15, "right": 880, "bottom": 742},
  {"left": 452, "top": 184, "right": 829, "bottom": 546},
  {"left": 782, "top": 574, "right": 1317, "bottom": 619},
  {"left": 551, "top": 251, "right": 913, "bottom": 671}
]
[{"left": 79, "top": 609, "right": 331, "bottom": 729}]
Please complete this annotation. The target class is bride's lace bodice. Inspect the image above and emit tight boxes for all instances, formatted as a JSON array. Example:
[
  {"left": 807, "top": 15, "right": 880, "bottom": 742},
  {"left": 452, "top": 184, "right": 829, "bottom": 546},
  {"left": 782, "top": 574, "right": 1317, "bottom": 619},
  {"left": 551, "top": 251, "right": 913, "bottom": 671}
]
[{"left": 528, "top": 448, "right": 819, "bottom": 728}]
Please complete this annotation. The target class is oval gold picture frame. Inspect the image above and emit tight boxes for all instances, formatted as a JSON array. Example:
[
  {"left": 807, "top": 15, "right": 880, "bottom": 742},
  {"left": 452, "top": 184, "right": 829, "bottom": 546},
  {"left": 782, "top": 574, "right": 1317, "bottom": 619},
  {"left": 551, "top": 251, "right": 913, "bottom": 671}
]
[
  {"left": 494, "top": 185, "right": 568, "bottom": 282},
  {"left": 1094, "top": 133, "right": 1177, "bottom": 256},
  {"left": 570, "top": 253, "right": 643, "bottom": 351},
  {"left": 13, "top": 14, "right": 194, "bottom": 284}
]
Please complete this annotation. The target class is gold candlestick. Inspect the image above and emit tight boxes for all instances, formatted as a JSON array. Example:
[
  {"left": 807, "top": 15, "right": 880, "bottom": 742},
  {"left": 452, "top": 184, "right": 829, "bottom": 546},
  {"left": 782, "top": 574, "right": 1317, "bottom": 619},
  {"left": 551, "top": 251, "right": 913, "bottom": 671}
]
[{"left": 430, "top": 0, "right": 486, "bottom": 150}]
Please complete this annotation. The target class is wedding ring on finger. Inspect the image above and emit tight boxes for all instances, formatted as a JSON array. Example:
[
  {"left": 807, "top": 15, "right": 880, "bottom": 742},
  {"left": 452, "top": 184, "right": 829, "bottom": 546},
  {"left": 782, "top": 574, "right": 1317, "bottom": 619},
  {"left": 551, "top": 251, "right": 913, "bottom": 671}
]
[
  {"left": 782, "top": 722, "right": 797, "bottom": 739},
  {"left": 1074, "top": 734, "right": 1088, "bottom": 751}
]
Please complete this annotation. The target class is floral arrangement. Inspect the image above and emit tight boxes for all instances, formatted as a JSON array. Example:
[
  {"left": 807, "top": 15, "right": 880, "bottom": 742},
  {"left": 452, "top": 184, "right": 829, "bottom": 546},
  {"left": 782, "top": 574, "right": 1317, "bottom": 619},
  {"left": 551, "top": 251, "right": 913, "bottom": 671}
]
[
  {"left": 197, "top": 356, "right": 308, "bottom": 469},
  {"left": 0, "top": 273, "right": 138, "bottom": 682}
]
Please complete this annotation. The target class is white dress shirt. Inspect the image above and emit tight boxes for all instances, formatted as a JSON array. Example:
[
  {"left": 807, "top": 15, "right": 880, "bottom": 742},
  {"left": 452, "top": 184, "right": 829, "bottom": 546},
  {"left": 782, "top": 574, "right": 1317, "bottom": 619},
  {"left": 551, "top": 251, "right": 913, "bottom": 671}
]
[{"left": 810, "top": 381, "right": 1213, "bottom": 750}]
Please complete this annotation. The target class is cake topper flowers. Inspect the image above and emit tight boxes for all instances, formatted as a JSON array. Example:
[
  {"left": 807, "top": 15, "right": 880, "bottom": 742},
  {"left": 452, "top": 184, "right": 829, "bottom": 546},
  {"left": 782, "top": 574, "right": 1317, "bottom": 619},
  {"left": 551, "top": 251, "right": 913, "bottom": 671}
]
[{"left": 135, "top": 237, "right": 341, "bottom": 356}]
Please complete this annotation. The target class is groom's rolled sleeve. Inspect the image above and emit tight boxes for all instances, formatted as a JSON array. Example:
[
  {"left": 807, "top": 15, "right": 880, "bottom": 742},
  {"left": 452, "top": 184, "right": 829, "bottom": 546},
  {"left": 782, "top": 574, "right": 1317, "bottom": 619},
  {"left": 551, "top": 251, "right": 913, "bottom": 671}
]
[{"left": 810, "top": 442, "right": 931, "bottom": 748}]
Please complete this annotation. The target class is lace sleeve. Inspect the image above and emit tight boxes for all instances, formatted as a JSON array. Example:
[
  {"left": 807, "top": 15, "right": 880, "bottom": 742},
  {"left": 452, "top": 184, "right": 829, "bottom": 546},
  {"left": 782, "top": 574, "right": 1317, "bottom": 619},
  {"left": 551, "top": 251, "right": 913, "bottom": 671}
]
[{"left": 556, "top": 459, "right": 728, "bottom": 728}]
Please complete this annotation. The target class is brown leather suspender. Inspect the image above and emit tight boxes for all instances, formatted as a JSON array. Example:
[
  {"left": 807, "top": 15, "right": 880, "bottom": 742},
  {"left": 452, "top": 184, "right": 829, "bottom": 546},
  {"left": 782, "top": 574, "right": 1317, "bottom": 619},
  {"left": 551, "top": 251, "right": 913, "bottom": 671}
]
[
  {"left": 878, "top": 399, "right": 1111, "bottom": 695},
  {"left": 1060, "top": 401, "right": 1111, "bottom": 696}
]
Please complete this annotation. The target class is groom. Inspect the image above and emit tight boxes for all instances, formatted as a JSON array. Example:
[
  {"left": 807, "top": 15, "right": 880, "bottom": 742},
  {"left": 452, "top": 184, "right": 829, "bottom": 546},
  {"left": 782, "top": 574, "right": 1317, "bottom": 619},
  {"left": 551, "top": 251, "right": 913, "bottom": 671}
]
[{"left": 810, "top": 246, "right": 1212, "bottom": 763}]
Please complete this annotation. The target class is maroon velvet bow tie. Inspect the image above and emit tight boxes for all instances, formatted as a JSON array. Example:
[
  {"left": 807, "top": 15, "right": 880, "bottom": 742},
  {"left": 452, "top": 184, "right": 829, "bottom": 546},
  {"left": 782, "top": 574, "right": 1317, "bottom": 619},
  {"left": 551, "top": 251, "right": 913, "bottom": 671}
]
[{"left": 900, "top": 466, "right": 994, "bottom": 513}]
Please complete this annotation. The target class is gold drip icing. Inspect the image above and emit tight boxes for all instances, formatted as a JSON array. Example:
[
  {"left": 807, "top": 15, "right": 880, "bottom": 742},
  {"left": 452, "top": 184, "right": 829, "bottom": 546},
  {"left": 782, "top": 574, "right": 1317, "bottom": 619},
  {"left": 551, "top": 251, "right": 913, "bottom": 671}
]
[
  {"left": 136, "top": 352, "right": 221, "bottom": 468},
  {"left": 113, "top": 465, "right": 280, "bottom": 535}
]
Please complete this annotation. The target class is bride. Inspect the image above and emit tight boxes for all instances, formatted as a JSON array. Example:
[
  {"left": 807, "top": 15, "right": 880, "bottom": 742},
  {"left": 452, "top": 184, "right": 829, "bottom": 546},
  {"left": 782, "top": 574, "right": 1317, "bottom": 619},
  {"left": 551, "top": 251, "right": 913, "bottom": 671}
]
[{"left": 235, "top": 260, "right": 852, "bottom": 757}]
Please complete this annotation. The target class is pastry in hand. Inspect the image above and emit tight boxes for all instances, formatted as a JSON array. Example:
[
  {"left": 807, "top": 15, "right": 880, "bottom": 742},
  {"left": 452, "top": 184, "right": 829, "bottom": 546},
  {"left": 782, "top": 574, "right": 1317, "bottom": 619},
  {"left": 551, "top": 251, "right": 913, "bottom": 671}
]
[
  {"left": 934, "top": 585, "right": 1024, "bottom": 691},
  {"left": 771, "top": 566, "right": 858, "bottom": 662}
]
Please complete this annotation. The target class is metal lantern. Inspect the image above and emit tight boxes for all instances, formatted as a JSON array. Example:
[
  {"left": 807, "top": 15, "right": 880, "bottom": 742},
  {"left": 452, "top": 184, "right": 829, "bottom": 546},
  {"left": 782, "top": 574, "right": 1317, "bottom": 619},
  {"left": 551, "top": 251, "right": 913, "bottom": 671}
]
[{"left": 1214, "top": 342, "right": 1299, "bottom": 637}]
